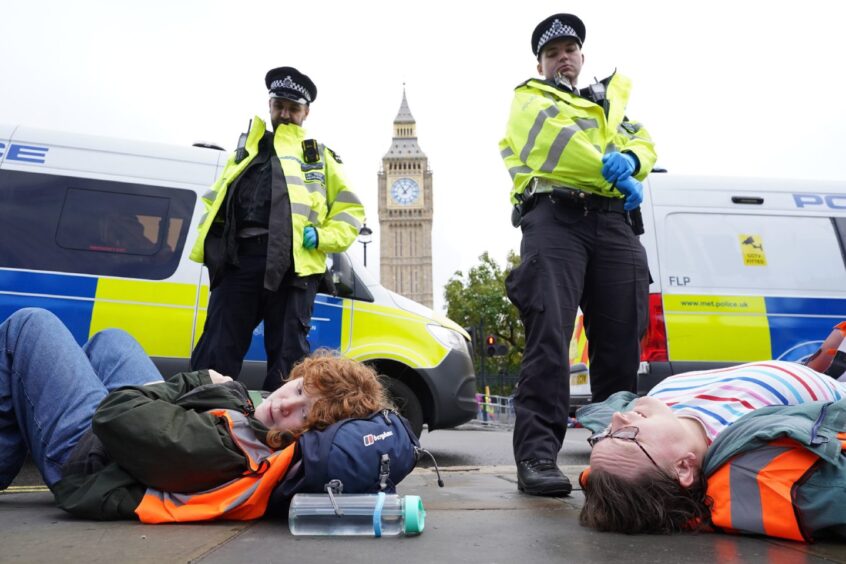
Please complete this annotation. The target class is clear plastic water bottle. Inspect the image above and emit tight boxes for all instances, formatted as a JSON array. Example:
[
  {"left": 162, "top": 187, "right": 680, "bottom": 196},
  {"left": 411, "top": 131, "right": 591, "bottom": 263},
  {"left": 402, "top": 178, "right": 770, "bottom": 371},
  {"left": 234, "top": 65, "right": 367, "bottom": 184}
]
[{"left": 288, "top": 492, "right": 425, "bottom": 537}]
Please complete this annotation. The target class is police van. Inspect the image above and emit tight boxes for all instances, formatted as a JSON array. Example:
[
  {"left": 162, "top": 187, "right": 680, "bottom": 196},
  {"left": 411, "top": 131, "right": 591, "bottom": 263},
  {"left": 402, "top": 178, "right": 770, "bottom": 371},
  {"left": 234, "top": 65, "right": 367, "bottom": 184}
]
[
  {"left": 0, "top": 124, "right": 477, "bottom": 436},
  {"left": 569, "top": 172, "right": 846, "bottom": 404}
]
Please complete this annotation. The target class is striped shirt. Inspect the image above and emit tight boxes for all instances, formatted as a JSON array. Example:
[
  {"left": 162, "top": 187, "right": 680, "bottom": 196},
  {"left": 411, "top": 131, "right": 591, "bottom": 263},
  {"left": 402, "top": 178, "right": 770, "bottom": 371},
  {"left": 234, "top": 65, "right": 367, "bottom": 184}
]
[{"left": 647, "top": 361, "right": 846, "bottom": 444}]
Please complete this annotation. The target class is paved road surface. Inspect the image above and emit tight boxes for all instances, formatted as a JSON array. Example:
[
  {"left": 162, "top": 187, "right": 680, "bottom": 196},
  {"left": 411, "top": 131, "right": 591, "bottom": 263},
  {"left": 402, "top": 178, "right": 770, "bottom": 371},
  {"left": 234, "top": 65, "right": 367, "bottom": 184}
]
[{"left": 3, "top": 425, "right": 846, "bottom": 563}]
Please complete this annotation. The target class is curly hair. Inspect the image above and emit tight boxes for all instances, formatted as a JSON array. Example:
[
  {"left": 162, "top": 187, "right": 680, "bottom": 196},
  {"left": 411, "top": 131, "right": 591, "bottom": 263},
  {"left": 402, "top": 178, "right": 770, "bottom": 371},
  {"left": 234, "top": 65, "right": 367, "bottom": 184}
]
[
  {"left": 292, "top": 350, "right": 393, "bottom": 431},
  {"left": 580, "top": 467, "right": 712, "bottom": 534}
]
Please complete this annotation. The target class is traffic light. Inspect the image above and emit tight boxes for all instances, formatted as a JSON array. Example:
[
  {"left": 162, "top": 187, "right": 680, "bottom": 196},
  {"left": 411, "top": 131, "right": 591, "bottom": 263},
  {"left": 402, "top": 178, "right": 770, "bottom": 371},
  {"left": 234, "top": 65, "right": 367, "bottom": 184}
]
[
  {"left": 485, "top": 335, "right": 497, "bottom": 357},
  {"left": 485, "top": 335, "right": 509, "bottom": 357}
]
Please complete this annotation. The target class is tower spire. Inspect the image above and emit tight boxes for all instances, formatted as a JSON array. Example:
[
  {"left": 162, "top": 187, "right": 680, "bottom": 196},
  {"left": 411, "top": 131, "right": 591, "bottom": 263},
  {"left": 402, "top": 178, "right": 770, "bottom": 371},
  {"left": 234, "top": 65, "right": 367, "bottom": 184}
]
[{"left": 394, "top": 86, "right": 415, "bottom": 124}]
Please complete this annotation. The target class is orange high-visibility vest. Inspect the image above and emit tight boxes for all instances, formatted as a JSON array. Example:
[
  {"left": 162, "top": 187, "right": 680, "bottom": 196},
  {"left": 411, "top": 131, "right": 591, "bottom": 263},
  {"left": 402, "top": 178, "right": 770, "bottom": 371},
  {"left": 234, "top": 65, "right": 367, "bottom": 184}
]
[
  {"left": 707, "top": 438, "right": 821, "bottom": 542},
  {"left": 135, "top": 409, "right": 295, "bottom": 523}
]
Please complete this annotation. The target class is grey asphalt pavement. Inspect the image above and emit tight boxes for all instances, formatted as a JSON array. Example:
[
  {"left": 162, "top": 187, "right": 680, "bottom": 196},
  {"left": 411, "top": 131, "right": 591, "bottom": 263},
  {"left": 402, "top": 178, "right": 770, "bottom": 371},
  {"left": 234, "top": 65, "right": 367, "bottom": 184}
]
[{"left": 3, "top": 426, "right": 846, "bottom": 563}]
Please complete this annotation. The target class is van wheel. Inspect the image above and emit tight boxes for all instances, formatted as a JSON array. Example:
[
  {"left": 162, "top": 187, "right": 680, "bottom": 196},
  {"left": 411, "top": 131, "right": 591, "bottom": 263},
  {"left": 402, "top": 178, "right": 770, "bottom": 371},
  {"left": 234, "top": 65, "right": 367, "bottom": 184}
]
[{"left": 386, "top": 379, "right": 424, "bottom": 438}]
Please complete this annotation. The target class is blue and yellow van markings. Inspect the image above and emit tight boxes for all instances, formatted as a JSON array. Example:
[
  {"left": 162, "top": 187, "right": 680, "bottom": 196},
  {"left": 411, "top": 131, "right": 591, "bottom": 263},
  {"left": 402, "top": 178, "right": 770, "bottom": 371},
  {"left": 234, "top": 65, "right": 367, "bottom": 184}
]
[
  {"left": 664, "top": 294, "right": 846, "bottom": 363},
  {"left": 241, "top": 294, "right": 345, "bottom": 362},
  {"left": 0, "top": 269, "right": 97, "bottom": 298},
  {"left": 0, "top": 269, "right": 347, "bottom": 362}
]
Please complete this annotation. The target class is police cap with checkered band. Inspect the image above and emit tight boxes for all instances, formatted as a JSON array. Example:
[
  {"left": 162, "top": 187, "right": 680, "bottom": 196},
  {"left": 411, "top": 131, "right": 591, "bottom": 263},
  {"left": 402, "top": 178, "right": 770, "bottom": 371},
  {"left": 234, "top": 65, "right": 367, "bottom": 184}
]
[
  {"left": 265, "top": 66, "right": 317, "bottom": 105},
  {"left": 531, "top": 13, "right": 586, "bottom": 58}
]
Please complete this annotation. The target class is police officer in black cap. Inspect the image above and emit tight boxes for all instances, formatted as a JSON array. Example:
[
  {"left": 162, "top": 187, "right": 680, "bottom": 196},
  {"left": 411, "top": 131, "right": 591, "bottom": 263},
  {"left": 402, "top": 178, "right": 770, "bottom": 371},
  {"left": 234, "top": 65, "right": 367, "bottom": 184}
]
[
  {"left": 500, "top": 14, "right": 657, "bottom": 496},
  {"left": 190, "top": 66, "right": 364, "bottom": 391}
]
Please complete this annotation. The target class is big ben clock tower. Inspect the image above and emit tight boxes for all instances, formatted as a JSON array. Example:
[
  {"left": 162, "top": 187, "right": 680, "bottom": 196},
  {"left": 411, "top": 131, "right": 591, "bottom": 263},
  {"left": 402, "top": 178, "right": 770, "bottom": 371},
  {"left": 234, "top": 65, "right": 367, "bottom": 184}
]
[{"left": 378, "top": 89, "right": 433, "bottom": 308}]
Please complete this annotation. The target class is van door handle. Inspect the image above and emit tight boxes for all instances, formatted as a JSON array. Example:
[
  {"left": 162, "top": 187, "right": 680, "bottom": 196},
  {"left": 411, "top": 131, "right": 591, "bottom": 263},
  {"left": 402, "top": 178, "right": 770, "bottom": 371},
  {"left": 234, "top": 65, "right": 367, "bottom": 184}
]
[{"left": 731, "top": 196, "right": 764, "bottom": 205}]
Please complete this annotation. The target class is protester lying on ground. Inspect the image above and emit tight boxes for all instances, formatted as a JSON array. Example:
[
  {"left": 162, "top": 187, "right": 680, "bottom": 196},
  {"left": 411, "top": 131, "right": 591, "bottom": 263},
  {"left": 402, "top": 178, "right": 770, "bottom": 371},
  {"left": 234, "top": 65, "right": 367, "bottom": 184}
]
[
  {"left": 0, "top": 307, "right": 393, "bottom": 521},
  {"left": 577, "top": 353, "right": 846, "bottom": 542}
]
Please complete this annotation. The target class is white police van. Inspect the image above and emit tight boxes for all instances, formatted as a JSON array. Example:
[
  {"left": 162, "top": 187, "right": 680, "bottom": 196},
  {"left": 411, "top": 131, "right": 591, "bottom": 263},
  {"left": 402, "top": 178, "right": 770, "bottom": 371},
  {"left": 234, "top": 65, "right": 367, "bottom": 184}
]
[
  {"left": 0, "top": 124, "right": 477, "bottom": 436},
  {"left": 568, "top": 172, "right": 846, "bottom": 404}
]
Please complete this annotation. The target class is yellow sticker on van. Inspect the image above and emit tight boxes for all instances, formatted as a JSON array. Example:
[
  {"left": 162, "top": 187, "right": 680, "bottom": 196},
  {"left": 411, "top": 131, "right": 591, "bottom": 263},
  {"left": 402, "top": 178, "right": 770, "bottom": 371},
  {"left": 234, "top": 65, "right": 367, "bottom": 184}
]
[{"left": 739, "top": 234, "right": 767, "bottom": 266}]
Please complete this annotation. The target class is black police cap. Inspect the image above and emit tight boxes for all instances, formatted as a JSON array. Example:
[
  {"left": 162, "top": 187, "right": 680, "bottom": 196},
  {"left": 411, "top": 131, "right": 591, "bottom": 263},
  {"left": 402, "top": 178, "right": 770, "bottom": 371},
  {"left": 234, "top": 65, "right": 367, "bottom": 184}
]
[
  {"left": 265, "top": 66, "right": 317, "bottom": 105},
  {"left": 531, "top": 13, "right": 586, "bottom": 57}
]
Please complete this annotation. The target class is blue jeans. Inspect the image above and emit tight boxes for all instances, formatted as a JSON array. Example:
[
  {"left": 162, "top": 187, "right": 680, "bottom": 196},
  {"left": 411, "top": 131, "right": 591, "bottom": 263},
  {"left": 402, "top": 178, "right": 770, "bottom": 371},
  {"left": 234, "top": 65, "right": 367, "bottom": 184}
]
[{"left": 0, "top": 308, "right": 163, "bottom": 488}]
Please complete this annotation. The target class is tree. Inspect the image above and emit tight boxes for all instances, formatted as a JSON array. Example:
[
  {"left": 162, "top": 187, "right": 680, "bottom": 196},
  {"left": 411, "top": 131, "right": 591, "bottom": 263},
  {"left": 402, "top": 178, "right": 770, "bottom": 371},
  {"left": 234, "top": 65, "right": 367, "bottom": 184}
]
[{"left": 443, "top": 251, "right": 523, "bottom": 382}]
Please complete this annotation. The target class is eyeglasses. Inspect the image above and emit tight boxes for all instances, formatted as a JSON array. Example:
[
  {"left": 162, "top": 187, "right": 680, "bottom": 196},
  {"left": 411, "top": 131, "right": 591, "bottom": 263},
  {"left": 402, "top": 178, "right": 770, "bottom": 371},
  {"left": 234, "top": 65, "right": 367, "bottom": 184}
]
[{"left": 587, "top": 425, "right": 662, "bottom": 472}]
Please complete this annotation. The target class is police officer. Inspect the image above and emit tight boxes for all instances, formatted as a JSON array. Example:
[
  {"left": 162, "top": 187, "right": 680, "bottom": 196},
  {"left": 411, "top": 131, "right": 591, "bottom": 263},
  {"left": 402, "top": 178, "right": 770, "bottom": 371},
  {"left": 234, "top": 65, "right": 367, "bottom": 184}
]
[
  {"left": 190, "top": 66, "right": 365, "bottom": 391},
  {"left": 500, "top": 14, "right": 656, "bottom": 496}
]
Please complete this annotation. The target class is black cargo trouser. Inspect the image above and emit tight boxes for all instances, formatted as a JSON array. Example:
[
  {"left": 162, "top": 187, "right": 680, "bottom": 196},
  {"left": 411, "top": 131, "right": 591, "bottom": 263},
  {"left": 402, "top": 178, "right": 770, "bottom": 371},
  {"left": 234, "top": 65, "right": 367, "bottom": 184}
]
[
  {"left": 191, "top": 240, "right": 320, "bottom": 392},
  {"left": 505, "top": 195, "right": 649, "bottom": 462}
]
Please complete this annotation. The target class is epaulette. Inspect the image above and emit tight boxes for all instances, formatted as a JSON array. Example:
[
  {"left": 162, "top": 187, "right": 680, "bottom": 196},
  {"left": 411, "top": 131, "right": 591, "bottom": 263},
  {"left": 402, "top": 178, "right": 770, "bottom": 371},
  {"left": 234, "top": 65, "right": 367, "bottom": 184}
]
[
  {"left": 326, "top": 147, "right": 342, "bottom": 163},
  {"left": 620, "top": 121, "right": 638, "bottom": 134},
  {"left": 516, "top": 78, "right": 534, "bottom": 89}
]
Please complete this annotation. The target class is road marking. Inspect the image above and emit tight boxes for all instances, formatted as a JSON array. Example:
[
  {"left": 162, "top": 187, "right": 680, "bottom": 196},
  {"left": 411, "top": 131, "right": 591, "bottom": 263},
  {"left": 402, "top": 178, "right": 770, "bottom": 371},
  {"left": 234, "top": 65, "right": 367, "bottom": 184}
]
[{"left": 1, "top": 485, "right": 50, "bottom": 494}]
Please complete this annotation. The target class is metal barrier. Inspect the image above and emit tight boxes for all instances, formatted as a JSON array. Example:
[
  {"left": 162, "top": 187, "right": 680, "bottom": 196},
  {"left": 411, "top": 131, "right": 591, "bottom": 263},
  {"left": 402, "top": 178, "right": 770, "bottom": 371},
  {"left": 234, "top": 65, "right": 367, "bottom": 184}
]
[
  {"left": 472, "top": 392, "right": 515, "bottom": 428},
  {"left": 470, "top": 390, "right": 584, "bottom": 430}
]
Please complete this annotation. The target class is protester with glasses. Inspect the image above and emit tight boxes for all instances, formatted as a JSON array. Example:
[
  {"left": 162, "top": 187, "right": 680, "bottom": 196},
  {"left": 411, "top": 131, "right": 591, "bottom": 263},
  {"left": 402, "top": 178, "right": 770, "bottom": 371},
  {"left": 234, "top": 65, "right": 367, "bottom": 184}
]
[{"left": 578, "top": 356, "right": 846, "bottom": 541}]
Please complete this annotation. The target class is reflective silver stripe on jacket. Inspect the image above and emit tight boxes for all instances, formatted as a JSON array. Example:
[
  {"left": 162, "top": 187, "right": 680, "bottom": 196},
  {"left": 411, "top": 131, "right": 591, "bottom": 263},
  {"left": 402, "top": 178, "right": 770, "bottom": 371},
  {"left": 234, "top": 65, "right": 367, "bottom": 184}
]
[
  {"left": 509, "top": 165, "right": 533, "bottom": 180},
  {"left": 332, "top": 211, "right": 362, "bottom": 230},
  {"left": 305, "top": 183, "right": 327, "bottom": 199},
  {"left": 291, "top": 203, "right": 312, "bottom": 218},
  {"left": 519, "top": 105, "right": 560, "bottom": 163},
  {"left": 279, "top": 155, "right": 322, "bottom": 170},
  {"left": 724, "top": 444, "right": 792, "bottom": 535},
  {"left": 334, "top": 190, "right": 363, "bottom": 205},
  {"left": 540, "top": 118, "right": 598, "bottom": 172},
  {"left": 285, "top": 175, "right": 305, "bottom": 187},
  {"left": 221, "top": 410, "right": 274, "bottom": 466}
]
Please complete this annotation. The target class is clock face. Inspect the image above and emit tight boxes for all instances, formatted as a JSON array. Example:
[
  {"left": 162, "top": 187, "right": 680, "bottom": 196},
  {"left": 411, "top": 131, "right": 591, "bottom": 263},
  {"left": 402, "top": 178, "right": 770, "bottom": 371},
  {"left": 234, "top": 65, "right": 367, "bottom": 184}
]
[{"left": 390, "top": 177, "right": 420, "bottom": 205}]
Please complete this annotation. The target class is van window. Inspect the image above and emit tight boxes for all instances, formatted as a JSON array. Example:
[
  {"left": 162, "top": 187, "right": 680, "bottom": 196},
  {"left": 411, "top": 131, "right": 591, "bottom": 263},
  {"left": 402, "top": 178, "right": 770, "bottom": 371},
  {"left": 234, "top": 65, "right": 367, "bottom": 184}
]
[
  {"left": 0, "top": 169, "right": 195, "bottom": 280},
  {"left": 57, "top": 188, "right": 169, "bottom": 255},
  {"left": 663, "top": 213, "right": 846, "bottom": 293}
]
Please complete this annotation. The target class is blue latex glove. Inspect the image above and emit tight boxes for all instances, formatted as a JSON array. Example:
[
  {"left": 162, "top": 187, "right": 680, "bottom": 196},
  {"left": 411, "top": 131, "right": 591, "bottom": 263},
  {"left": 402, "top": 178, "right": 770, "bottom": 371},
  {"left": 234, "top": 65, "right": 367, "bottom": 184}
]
[
  {"left": 601, "top": 152, "right": 637, "bottom": 184},
  {"left": 615, "top": 176, "right": 643, "bottom": 211},
  {"left": 303, "top": 226, "right": 318, "bottom": 249}
]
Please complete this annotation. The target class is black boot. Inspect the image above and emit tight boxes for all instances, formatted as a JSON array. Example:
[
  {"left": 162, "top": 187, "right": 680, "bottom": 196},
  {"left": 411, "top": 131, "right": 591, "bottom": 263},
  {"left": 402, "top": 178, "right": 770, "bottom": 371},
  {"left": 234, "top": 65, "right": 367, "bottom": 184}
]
[{"left": 517, "top": 458, "right": 572, "bottom": 496}]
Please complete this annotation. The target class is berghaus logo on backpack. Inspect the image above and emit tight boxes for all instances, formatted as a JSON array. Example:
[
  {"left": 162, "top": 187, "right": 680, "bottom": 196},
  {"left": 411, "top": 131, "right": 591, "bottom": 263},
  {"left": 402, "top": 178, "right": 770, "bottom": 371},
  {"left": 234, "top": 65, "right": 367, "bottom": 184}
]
[
  {"left": 362, "top": 430, "right": 394, "bottom": 446},
  {"left": 284, "top": 410, "right": 430, "bottom": 497}
]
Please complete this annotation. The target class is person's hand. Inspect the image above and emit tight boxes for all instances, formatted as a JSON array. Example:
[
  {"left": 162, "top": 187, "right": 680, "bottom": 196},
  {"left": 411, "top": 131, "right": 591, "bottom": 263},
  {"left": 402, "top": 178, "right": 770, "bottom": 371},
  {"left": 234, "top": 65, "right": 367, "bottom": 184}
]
[
  {"left": 209, "top": 369, "right": 233, "bottom": 384},
  {"left": 615, "top": 176, "right": 643, "bottom": 211},
  {"left": 303, "top": 226, "right": 318, "bottom": 249},
  {"left": 601, "top": 152, "right": 637, "bottom": 184}
]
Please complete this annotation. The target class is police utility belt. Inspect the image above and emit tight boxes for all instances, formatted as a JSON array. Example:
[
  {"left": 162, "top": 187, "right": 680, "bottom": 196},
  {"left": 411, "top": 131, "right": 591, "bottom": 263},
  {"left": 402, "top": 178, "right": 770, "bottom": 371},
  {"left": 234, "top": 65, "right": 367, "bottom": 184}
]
[{"left": 512, "top": 178, "right": 644, "bottom": 235}]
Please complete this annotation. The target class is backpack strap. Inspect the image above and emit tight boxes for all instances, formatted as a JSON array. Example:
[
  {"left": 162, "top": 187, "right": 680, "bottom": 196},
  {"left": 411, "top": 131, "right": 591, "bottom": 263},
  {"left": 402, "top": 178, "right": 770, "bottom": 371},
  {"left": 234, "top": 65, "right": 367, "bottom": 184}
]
[{"left": 378, "top": 453, "right": 391, "bottom": 491}]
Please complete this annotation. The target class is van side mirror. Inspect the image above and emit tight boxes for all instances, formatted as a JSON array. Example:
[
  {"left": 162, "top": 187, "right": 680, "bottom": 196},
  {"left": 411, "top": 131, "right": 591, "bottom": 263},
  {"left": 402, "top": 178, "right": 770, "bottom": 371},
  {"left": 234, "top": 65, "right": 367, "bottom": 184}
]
[{"left": 329, "top": 253, "right": 355, "bottom": 297}]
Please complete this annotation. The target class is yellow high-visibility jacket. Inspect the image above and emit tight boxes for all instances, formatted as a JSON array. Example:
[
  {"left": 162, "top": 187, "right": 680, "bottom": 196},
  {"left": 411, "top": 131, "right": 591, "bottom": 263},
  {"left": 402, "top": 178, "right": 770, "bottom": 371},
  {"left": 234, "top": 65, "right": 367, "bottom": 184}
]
[
  {"left": 189, "top": 117, "right": 364, "bottom": 281},
  {"left": 499, "top": 73, "right": 657, "bottom": 204}
]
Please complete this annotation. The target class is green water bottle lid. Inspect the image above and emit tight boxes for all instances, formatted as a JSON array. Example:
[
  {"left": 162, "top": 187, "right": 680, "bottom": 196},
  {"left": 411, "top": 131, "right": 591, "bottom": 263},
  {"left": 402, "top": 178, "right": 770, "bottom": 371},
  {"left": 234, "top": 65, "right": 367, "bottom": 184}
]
[{"left": 402, "top": 495, "right": 425, "bottom": 535}]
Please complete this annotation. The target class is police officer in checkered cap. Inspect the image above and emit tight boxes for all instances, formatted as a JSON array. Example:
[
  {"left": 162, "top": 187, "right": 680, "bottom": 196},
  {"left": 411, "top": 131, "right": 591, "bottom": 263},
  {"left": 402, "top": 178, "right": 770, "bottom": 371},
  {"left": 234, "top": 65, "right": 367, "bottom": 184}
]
[
  {"left": 265, "top": 66, "right": 316, "bottom": 106},
  {"left": 190, "top": 67, "right": 364, "bottom": 392},
  {"left": 499, "top": 14, "right": 658, "bottom": 497}
]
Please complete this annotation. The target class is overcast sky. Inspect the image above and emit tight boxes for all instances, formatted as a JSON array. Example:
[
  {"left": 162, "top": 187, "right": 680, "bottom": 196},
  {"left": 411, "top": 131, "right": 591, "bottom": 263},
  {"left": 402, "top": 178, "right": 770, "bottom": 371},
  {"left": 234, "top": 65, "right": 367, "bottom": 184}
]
[{"left": 2, "top": 0, "right": 845, "bottom": 313}]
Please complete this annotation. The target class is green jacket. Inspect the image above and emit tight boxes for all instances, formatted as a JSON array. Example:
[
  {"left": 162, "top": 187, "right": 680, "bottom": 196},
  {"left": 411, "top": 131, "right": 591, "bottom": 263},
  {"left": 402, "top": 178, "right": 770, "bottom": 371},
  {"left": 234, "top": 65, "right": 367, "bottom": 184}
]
[
  {"left": 500, "top": 73, "right": 657, "bottom": 205},
  {"left": 52, "top": 371, "right": 274, "bottom": 520},
  {"left": 189, "top": 117, "right": 365, "bottom": 283}
]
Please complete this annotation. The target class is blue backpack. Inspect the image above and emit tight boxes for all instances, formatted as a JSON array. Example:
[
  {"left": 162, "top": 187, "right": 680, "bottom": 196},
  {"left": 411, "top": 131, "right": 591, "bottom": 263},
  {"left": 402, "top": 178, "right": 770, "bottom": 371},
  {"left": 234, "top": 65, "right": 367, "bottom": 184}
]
[{"left": 281, "top": 409, "right": 422, "bottom": 496}]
